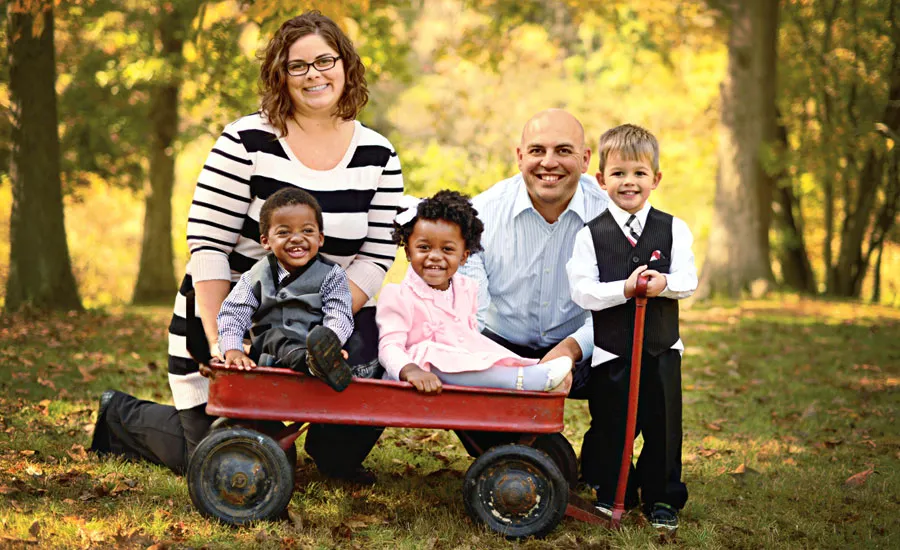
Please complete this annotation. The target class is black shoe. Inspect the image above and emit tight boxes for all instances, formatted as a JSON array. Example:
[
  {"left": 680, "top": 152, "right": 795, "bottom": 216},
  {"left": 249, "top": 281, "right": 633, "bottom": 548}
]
[
  {"left": 647, "top": 502, "right": 679, "bottom": 532},
  {"left": 324, "top": 466, "right": 376, "bottom": 486},
  {"left": 98, "top": 390, "right": 116, "bottom": 419},
  {"left": 306, "top": 326, "right": 352, "bottom": 392}
]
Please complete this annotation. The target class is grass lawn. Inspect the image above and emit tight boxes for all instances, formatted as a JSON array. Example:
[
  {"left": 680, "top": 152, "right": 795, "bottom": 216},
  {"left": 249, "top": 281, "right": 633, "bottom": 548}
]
[{"left": 0, "top": 297, "right": 898, "bottom": 549}]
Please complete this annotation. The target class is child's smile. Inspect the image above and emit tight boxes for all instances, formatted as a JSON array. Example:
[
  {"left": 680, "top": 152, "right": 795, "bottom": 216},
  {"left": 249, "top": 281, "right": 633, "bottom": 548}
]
[
  {"left": 406, "top": 219, "right": 470, "bottom": 291},
  {"left": 598, "top": 153, "right": 661, "bottom": 214},
  {"left": 260, "top": 203, "right": 324, "bottom": 272}
]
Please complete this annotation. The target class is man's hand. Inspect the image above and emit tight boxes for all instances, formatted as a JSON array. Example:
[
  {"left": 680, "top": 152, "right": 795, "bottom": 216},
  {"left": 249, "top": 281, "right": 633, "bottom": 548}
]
[
  {"left": 400, "top": 363, "right": 443, "bottom": 394},
  {"left": 224, "top": 349, "right": 256, "bottom": 370},
  {"left": 540, "top": 337, "right": 582, "bottom": 364}
]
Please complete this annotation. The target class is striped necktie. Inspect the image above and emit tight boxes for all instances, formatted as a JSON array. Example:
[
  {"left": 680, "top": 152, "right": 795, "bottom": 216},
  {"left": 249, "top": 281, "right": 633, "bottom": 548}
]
[{"left": 625, "top": 214, "right": 641, "bottom": 245}]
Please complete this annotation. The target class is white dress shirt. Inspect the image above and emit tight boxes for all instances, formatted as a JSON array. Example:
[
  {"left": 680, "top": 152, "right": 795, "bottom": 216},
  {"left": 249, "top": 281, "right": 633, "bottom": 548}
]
[{"left": 566, "top": 201, "right": 697, "bottom": 366}]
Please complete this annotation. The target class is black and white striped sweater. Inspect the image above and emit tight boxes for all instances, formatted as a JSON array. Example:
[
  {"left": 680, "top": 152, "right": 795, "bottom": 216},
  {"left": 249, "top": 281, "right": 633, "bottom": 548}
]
[{"left": 167, "top": 112, "right": 403, "bottom": 409}]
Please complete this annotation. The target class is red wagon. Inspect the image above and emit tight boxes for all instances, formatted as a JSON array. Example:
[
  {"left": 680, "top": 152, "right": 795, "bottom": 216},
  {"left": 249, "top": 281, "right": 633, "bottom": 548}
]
[{"left": 188, "top": 365, "right": 607, "bottom": 538}]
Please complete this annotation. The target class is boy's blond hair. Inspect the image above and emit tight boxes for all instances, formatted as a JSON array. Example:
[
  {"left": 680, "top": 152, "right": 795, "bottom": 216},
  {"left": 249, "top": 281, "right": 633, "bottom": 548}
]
[{"left": 597, "top": 124, "right": 660, "bottom": 173}]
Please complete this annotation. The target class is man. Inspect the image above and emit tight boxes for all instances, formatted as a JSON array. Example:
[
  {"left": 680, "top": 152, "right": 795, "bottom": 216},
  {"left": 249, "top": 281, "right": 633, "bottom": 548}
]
[{"left": 458, "top": 108, "right": 609, "bottom": 451}]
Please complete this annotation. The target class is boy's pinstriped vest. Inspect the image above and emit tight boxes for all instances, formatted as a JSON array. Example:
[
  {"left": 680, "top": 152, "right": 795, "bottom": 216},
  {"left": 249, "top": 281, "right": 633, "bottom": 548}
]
[{"left": 586, "top": 208, "right": 680, "bottom": 358}]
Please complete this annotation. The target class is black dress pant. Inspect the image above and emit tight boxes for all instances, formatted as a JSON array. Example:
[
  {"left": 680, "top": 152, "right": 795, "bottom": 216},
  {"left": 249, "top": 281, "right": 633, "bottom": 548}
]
[
  {"left": 91, "top": 307, "right": 383, "bottom": 477},
  {"left": 90, "top": 390, "right": 214, "bottom": 475},
  {"left": 581, "top": 349, "right": 687, "bottom": 510}
]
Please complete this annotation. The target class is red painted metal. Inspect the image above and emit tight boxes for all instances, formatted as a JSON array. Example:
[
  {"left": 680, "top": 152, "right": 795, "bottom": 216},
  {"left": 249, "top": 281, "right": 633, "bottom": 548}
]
[
  {"left": 565, "top": 490, "right": 611, "bottom": 526},
  {"left": 611, "top": 274, "right": 649, "bottom": 529},
  {"left": 206, "top": 366, "right": 566, "bottom": 433}
]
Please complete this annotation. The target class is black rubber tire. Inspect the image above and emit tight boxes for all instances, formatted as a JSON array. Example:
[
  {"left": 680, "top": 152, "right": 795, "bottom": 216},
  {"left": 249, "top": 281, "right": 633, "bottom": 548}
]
[
  {"left": 188, "top": 427, "right": 295, "bottom": 525},
  {"left": 532, "top": 433, "right": 578, "bottom": 486},
  {"left": 463, "top": 444, "right": 568, "bottom": 539},
  {"left": 208, "top": 418, "right": 298, "bottom": 470}
]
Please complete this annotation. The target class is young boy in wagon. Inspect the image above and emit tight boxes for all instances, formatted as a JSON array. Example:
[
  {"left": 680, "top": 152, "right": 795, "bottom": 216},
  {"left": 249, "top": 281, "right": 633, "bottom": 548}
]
[{"left": 217, "top": 187, "right": 355, "bottom": 391}]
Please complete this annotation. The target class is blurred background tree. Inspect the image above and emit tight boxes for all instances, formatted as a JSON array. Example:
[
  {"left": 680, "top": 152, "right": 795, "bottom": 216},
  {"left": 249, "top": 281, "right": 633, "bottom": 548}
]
[
  {"left": 1, "top": 0, "right": 898, "bottom": 309},
  {"left": 5, "top": 0, "right": 81, "bottom": 311}
]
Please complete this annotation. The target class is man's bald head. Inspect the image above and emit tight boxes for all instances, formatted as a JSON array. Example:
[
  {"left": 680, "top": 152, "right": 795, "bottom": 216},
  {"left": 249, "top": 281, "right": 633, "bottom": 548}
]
[
  {"left": 516, "top": 109, "right": 591, "bottom": 223},
  {"left": 520, "top": 109, "right": 586, "bottom": 150}
]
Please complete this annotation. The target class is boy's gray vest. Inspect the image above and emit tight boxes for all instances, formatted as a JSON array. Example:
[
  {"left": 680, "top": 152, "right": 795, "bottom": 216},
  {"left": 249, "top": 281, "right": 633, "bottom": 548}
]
[
  {"left": 586, "top": 208, "right": 679, "bottom": 358},
  {"left": 247, "top": 254, "right": 335, "bottom": 352}
]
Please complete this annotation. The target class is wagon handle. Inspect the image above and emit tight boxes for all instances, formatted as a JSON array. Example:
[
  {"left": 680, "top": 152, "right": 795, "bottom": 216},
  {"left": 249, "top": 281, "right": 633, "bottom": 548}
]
[{"left": 610, "top": 273, "right": 650, "bottom": 528}]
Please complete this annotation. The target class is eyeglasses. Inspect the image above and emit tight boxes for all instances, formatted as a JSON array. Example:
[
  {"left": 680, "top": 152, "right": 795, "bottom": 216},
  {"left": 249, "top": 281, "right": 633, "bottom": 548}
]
[{"left": 286, "top": 55, "right": 341, "bottom": 77}]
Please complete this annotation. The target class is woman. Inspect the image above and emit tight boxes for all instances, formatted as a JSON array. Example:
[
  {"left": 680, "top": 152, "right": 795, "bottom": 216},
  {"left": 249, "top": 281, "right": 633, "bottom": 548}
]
[{"left": 91, "top": 11, "right": 402, "bottom": 481}]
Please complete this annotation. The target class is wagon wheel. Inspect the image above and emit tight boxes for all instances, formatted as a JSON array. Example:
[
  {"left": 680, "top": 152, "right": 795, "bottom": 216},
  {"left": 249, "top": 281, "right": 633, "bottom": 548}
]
[
  {"left": 463, "top": 444, "right": 568, "bottom": 539},
  {"left": 531, "top": 433, "right": 578, "bottom": 486},
  {"left": 209, "top": 418, "right": 298, "bottom": 469},
  {"left": 188, "top": 427, "right": 295, "bottom": 525}
]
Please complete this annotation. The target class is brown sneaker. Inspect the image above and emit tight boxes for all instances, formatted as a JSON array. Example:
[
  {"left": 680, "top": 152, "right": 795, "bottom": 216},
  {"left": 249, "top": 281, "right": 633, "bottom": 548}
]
[{"left": 306, "top": 326, "right": 352, "bottom": 392}]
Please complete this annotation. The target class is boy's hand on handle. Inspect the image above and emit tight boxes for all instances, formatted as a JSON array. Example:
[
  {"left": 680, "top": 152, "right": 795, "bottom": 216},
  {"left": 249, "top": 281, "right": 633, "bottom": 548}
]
[
  {"left": 224, "top": 349, "right": 256, "bottom": 371},
  {"left": 400, "top": 363, "right": 443, "bottom": 394},
  {"left": 642, "top": 270, "right": 667, "bottom": 297},
  {"left": 624, "top": 265, "right": 649, "bottom": 299}
]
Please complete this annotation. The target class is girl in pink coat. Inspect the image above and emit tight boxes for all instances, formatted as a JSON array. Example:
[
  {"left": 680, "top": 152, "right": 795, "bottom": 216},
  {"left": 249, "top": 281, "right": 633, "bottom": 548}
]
[{"left": 376, "top": 191, "right": 572, "bottom": 394}]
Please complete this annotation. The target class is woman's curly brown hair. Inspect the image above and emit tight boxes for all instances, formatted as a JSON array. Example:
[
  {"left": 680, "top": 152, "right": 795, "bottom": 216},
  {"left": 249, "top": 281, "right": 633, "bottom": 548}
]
[{"left": 259, "top": 11, "right": 368, "bottom": 137}]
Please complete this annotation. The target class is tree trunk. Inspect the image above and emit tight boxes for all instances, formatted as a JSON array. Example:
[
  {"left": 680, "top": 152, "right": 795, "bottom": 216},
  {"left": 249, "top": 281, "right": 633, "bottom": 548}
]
[
  {"left": 827, "top": 23, "right": 900, "bottom": 297},
  {"left": 696, "top": 0, "right": 778, "bottom": 299},
  {"left": 772, "top": 116, "right": 815, "bottom": 293},
  {"left": 131, "top": 3, "right": 198, "bottom": 304},
  {"left": 775, "top": 181, "right": 816, "bottom": 293},
  {"left": 5, "top": 2, "right": 81, "bottom": 311},
  {"left": 871, "top": 240, "right": 883, "bottom": 303}
]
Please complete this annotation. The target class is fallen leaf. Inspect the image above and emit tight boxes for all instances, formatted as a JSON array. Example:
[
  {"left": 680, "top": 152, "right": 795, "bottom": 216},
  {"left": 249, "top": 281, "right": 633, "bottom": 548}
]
[
  {"left": 345, "top": 514, "right": 381, "bottom": 529},
  {"left": 843, "top": 468, "right": 875, "bottom": 488},
  {"left": 28, "top": 521, "right": 40, "bottom": 538},
  {"left": 67, "top": 444, "right": 88, "bottom": 462},
  {"left": 705, "top": 422, "right": 723, "bottom": 432},
  {"left": 77, "top": 366, "right": 96, "bottom": 383},
  {"left": 783, "top": 458, "right": 797, "bottom": 466},
  {"left": 698, "top": 448, "right": 718, "bottom": 458},
  {"left": 800, "top": 402, "right": 817, "bottom": 419},
  {"left": 729, "top": 463, "right": 760, "bottom": 478}
]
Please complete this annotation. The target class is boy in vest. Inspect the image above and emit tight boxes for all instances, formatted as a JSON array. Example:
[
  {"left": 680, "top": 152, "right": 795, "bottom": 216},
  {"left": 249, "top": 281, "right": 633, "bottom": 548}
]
[
  {"left": 566, "top": 124, "right": 697, "bottom": 532},
  {"left": 217, "top": 187, "right": 355, "bottom": 391}
]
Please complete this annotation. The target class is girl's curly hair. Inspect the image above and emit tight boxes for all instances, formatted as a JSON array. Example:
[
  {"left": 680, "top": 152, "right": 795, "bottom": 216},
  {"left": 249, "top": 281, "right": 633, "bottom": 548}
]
[
  {"left": 259, "top": 11, "right": 368, "bottom": 137},
  {"left": 392, "top": 190, "right": 484, "bottom": 253}
]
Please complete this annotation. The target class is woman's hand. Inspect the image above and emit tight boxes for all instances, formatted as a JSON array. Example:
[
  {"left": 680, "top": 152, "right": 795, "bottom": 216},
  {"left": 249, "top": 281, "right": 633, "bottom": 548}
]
[{"left": 399, "top": 363, "right": 443, "bottom": 394}]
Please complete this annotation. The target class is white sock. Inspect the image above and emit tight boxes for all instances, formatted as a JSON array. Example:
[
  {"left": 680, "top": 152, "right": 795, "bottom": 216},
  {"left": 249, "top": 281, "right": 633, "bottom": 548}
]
[{"left": 543, "top": 356, "right": 573, "bottom": 391}]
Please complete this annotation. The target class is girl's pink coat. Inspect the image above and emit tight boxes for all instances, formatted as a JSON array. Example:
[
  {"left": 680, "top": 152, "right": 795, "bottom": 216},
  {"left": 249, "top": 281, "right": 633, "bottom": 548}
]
[{"left": 376, "top": 267, "right": 538, "bottom": 380}]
